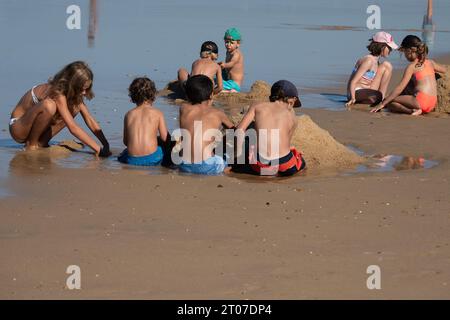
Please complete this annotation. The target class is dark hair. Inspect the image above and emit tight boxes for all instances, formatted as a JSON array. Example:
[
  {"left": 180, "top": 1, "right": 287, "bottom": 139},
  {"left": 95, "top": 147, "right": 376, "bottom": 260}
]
[
  {"left": 185, "top": 75, "right": 213, "bottom": 104},
  {"left": 400, "top": 35, "right": 428, "bottom": 66},
  {"left": 128, "top": 77, "right": 157, "bottom": 105},
  {"left": 200, "top": 41, "right": 218, "bottom": 54},
  {"left": 48, "top": 61, "right": 94, "bottom": 108},
  {"left": 367, "top": 40, "right": 389, "bottom": 56}
]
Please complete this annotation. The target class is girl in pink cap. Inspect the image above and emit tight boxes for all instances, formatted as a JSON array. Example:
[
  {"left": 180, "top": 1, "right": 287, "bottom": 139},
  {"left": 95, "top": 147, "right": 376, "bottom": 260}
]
[{"left": 346, "top": 31, "right": 398, "bottom": 107}]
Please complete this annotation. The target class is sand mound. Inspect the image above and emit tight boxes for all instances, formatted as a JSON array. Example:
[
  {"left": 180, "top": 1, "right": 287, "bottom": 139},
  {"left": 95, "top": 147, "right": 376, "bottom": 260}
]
[
  {"left": 215, "top": 81, "right": 270, "bottom": 105},
  {"left": 158, "top": 80, "right": 270, "bottom": 106},
  {"left": 436, "top": 66, "right": 450, "bottom": 114},
  {"left": 292, "top": 115, "right": 364, "bottom": 169},
  {"left": 231, "top": 113, "right": 364, "bottom": 169}
]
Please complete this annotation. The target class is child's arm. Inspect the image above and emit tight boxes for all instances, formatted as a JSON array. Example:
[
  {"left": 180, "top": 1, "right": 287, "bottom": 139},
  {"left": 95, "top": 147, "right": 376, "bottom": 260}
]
[
  {"left": 158, "top": 111, "right": 169, "bottom": 142},
  {"left": 371, "top": 64, "right": 415, "bottom": 113},
  {"left": 79, "top": 103, "right": 111, "bottom": 157},
  {"left": 235, "top": 104, "right": 256, "bottom": 156},
  {"left": 220, "top": 51, "right": 240, "bottom": 70},
  {"left": 346, "top": 59, "right": 372, "bottom": 106},
  {"left": 431, "top": 60, "right": 447, "bottom": 74},
  {"left": 123, "top": 114, "right": 128, "bottom": 147},
  {"left": 54, "top": 95, "right": 101, "bottom": 155},
  {"left": 220, "top": 111, "right": 235, "bottom": 129},
  {"left": 214, "top": 64, "right": 223, "bottom": 94}
]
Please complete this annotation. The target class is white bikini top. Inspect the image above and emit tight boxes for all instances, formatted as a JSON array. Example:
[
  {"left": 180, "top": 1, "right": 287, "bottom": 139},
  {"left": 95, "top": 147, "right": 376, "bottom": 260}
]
[{"left": 31, "top": 85, "right": 40, "bottom": 104}]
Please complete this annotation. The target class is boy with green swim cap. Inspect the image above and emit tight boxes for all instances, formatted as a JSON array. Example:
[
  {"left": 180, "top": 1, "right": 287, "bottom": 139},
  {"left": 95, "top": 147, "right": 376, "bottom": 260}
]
[{"left": 219, "top": 27, "right": 244, "bottom": 92}]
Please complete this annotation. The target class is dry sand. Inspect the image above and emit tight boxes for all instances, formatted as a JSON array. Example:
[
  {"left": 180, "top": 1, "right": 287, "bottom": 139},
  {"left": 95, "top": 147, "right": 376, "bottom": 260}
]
[{"left": 436, "top": 67, "right": 450, "bottom": 113}]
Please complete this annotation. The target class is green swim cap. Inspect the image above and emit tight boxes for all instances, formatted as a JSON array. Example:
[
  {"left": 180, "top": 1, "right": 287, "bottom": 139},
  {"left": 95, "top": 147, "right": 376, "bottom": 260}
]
[{"left": 224, "top": 28, "right": 242, "bottom": 41}]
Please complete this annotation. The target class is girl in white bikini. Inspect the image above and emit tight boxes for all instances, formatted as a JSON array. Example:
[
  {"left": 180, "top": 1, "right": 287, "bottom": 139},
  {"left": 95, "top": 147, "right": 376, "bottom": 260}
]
[{"left": 9, "top": 61, "right": 110, "bottom": 156}]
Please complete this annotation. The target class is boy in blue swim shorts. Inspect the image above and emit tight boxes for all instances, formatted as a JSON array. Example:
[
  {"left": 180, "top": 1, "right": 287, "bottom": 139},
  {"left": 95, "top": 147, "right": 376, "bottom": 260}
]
[
  {"left": 219, "top": 28, "right": 244, "bottom": 93},
  {"left": 178, "top": 75, "right": 235, "bottom": 175},
  {"left": 118, "top": 77, "right": 170, "bottom": 166}
]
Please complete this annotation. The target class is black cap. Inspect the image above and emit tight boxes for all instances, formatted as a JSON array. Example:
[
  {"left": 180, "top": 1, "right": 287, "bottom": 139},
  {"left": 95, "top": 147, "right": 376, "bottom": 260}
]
[
  {"left": 270, "top": 80, "right": 301, "bottom": 108},
  {"left": 200, "top": 41, "right": 219, "bottom": 54}
]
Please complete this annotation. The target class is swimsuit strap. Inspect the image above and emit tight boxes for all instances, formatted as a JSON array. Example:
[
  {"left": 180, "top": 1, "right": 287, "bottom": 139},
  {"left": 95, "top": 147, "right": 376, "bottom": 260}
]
[
  {"left": 414, "top": 60, "right": 434, "bottom": 81},
  {"left": 31, "top": 85, "right": 40, "bottom": 104}
]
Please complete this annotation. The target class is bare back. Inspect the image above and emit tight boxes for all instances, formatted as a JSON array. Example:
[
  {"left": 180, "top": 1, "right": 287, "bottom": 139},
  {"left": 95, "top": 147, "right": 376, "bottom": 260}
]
[
  {"left": 191, "top": 58, "right": 220, "bottom": 82},
  {"left": 11, "top": 83, "right": 51, "bottom": 119},
  {"left": 124, "top": 105, "right": 163, "bottom": 156},
  {"left": 179, "top": 102, "right": 232, "bottom": 162},
  {"left": 253, "top": 101, "right": 297, "bottom": 160}
]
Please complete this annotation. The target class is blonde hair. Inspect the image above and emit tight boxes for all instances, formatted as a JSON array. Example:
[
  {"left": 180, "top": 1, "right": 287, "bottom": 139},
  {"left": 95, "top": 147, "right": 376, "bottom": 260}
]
[{"left": 48, "top": 61, "right": 94, "bottom": 109}]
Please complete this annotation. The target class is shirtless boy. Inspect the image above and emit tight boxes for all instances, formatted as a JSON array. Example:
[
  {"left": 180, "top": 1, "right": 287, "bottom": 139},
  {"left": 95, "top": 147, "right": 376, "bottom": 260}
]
[
  {"left": 219, "top": 28, "right": 244, "bottom": 92},
  {"left": 178, "top": 41, "right": 223, "bottom": 94},
  {"left": 178, "top": 75, "right": 234, "bottom": 175},
  {"left": 118, "top": 77, "right": 169, "bottom": 166},
  {"left": 232, "top": 80, "right": 306, "bottom": 176}
]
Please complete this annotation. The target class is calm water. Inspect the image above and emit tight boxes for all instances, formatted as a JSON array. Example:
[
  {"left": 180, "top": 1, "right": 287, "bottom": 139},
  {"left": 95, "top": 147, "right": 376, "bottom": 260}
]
[{"left": 0, "top": 0, "right": 449, "bottom": 188}]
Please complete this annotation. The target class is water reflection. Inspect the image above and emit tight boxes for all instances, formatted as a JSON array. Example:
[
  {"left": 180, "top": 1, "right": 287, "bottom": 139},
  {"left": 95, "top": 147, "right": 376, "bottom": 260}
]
[
  {"left": 422, "top": 0, "right": 436, "bottom": 48},
  {"left": 88, "top": 0, "right": 98, "bottom": 48},
  {"left": 359, "top": 154, "right": 438, "bottom": 173}
]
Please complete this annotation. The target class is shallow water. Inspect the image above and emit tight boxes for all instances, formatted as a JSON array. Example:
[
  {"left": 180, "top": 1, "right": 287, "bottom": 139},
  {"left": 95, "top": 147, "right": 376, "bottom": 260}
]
[{"left": 0, "top": 0, "right": 449, "bottom": 193}]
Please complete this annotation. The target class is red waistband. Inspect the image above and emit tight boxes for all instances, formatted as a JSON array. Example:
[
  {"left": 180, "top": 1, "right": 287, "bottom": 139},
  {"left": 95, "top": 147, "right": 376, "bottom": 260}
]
[{"left": 250, "top": 147, "right": 303, "bottom": 174}]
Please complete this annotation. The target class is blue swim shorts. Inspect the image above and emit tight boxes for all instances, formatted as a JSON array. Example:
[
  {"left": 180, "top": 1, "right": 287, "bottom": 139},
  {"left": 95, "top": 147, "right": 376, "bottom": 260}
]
[
  {"left": 118, "top": 146, "right": 163, "bottom": 166},
  {"left": 222, "top": 79, "right": 241, "bottom": 92},
  {"left": 179, "top": 155, "right": 227, "bottom": 175}
]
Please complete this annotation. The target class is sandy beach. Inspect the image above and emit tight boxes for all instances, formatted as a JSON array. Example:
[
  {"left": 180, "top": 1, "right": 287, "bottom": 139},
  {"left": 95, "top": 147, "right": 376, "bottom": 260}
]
[
  {"left": 1, "top": 0, "right": 450, "bottom": 300},
  {"left": 2, "top": 100, "right": 450, "bottom": 299}
]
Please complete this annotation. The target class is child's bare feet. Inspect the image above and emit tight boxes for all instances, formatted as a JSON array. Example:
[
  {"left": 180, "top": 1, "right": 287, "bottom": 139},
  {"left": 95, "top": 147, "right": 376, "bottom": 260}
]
[
  {"left": 412, "top": 109, "right": 423, "bottom": 116},
  {"left": 24, "top": 143, "right": 40, "bottom": 151}
]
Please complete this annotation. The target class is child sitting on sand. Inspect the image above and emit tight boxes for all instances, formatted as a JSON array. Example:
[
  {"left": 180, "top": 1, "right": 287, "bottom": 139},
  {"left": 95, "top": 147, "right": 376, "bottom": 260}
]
[
  {"left": 219, "top": 28, "right": 244, "bottom": 93},
  {"left": 177, "top": 41, "right": 223, "bottom": 94},
  {"left": 9, "top": 61, "right": 111, "bottom": 157},
  {"left": 232, "top": 80, "right": 306, "bottom": 176},
  {"left": 118, "top": 77, "right": 169, "bottom": 166},
  {"left": 346, "top": 31, "right": 397, "bottom": 107},
  {"left": 178, "top": 75, "right": 235, "bottom": 175},
  {"left": 371, "top": 35, "right": 447, "bottom": 115}
]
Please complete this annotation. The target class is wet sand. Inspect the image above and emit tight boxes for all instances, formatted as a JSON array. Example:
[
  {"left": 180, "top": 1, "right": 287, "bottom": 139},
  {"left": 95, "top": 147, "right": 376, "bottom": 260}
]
[{"left": 1, "top": 105, "right": 450, "bottom": 299}]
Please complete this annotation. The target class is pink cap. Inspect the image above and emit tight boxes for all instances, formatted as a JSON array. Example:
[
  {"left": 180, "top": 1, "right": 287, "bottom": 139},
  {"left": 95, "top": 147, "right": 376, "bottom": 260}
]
[{"left": 372, "top": 31, "right": 399, "bottom": 50}]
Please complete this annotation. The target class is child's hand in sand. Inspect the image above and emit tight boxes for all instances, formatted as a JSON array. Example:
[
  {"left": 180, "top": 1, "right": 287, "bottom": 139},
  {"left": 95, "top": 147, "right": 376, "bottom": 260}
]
[
  {"left": 345, "top": 99, "right": 356, "bottom": 107},
  {"left": 371, "top": 103, "right": 385, "bottom": 113}
]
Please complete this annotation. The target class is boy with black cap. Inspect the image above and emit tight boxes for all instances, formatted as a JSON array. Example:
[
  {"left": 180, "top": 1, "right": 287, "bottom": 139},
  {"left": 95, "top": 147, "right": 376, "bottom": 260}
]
[
  {"left": 178, "top": 41, "right": 223, "bottom": 94},
  {"left": 232, "top": 80, "right": 305, "bottom": 176}
]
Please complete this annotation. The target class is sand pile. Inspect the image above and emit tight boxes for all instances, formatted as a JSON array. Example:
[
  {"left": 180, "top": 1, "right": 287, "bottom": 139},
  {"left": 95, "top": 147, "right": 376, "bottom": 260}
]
[
  {"left": 158, "top": 80, "right": 270, "bottom": 106},
  {"left": 435, "top": 67, "right": 450, "bottom": 114},
  {"left": 215, "top": 81, "right": 270, "bottom": 105},
  {"left": 291, "top": 115, "right": 364, "bottom": 169},
  {"left": 230, "top": 113, "right": 364, "bottom": 170}
]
